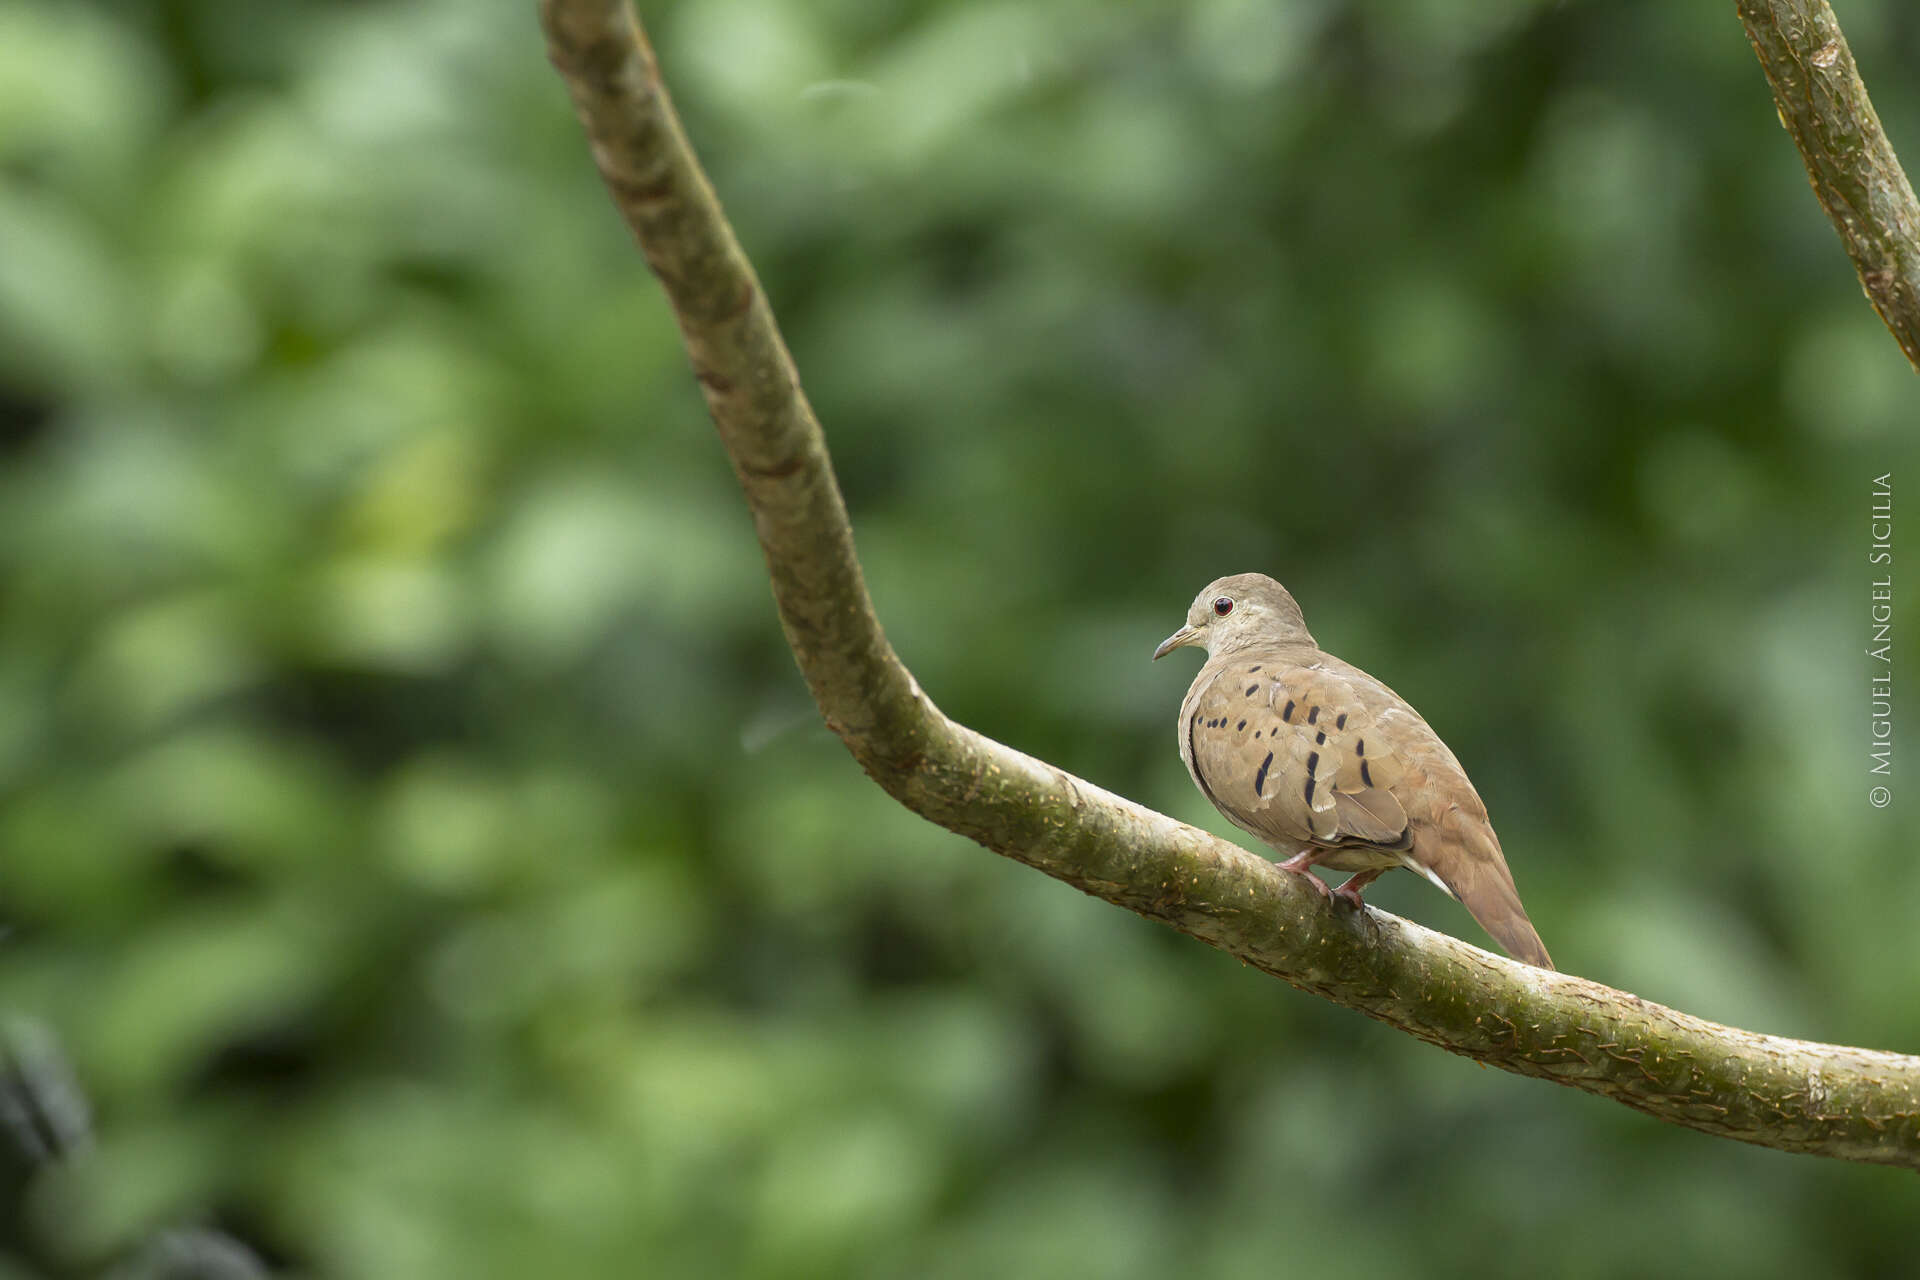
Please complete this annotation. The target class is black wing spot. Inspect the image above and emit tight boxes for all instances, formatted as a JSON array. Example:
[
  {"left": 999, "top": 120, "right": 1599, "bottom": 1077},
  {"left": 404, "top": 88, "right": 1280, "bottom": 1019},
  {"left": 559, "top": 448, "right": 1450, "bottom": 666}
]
[
  {"left": 1245, "top": 684, "right": 1259, "bottom": 697},
  {"left": 1236, "top": 719, "right": 1246, "bottom": 731},
  {"left": 1307, "top": 705, "right": 1320, "bottom": 725},
  {"left": 1254, "top": 730, "right": 1262, "bottom": 739},
  {"left": 1188, "top": 711, "right": 1227, "bottom": 815},
  {"left": 1248, "top": 665, "right": 1262, "bottom": 673},
  {"left": 1306, "top": 750, "right": 1320, "bottom": 776},
  {"left": 1254, "top": 751, "right": 1274, "bottom": 797},
  {"left": 1281, "top": 700, "right": 1296, "bottom": 722},
  {"left": 1355, "top": 738, "right": 1365, "bottom": 756},
  {"left": 1314, "top": 730, "right": 1326, "bottom": 745},
  {"left": 1360, "top": 760, "right": 1374, "bottom": 788},
  {"left": 1335, "top": 712, "right": 1348, "bottom": 729},
  {"left": 1304, "top": 775, "right": 1317, "bottom": 804}
]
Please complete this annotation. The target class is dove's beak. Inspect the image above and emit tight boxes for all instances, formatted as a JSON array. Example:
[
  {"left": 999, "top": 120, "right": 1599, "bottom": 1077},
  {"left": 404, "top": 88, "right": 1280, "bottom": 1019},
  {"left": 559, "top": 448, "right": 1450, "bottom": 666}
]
[{"left": 1153, "top": 625, "right": 1201, "bottom": 661}]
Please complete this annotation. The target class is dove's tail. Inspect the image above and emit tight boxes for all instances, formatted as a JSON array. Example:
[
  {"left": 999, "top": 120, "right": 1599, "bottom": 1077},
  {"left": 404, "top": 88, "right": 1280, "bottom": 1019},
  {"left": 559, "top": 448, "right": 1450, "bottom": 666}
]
[{"left": 1414, "top": 821, "right": 1554, "bottom": 970}]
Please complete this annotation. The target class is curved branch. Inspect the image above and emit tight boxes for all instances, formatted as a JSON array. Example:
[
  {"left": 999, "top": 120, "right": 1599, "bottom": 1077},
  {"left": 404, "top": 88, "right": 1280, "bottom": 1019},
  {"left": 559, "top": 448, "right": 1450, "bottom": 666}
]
[
  {"left": 1738, "top": 0, "right": 1920, "bottom": 371},
  {"left": 540, "top": 0, "right": 1920, "bottom": 1168}
]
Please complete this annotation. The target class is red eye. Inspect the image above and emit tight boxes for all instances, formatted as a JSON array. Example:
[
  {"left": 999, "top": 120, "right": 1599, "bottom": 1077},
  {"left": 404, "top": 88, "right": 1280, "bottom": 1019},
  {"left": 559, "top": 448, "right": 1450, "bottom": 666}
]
[{"left": 1212, "top": 597, "right": 1233, "bottom": 617}]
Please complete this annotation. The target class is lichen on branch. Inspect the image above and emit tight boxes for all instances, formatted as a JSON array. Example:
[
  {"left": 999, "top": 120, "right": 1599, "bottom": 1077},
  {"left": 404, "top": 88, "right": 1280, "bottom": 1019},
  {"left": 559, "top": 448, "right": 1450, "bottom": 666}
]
[{"left": 1737, "top": 0, "right": 1920, "bottom": 371}]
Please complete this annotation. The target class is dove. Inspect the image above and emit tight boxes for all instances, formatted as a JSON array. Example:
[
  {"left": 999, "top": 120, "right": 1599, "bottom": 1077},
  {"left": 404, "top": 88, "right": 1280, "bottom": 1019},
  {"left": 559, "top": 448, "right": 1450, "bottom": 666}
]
[{"left": 1155, "top": 573, "right": 1553, "bottom": 968}]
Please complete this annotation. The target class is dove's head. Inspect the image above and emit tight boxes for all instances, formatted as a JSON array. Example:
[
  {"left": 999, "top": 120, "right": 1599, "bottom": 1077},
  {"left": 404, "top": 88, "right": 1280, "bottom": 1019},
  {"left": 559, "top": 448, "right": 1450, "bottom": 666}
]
[{"left": 1153, "top": 573, "right": 1315, "bottom": 660}]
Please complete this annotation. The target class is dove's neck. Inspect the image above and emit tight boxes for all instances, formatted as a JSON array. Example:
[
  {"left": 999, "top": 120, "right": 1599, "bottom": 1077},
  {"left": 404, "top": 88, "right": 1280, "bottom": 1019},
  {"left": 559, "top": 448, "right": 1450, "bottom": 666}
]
[{"left": 1207, "top": 630, "right": 1317, "bottom": 662}]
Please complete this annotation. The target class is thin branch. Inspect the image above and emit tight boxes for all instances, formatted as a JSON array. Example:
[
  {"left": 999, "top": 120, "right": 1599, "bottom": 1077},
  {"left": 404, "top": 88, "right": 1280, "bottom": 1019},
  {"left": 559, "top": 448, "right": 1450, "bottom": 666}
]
[
  {"left": 540, "top": 0, "right": 1920, "bottom": 1169},
  {"left": 1738, "top": 0, "right": 1920, "bottom": 371}
]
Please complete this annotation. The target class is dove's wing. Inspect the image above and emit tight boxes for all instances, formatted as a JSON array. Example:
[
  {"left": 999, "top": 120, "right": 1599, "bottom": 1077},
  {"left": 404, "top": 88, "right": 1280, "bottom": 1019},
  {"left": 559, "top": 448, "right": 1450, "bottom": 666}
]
[{"left": 1182, "top": 658, "right": 1410, "bottom": 854}]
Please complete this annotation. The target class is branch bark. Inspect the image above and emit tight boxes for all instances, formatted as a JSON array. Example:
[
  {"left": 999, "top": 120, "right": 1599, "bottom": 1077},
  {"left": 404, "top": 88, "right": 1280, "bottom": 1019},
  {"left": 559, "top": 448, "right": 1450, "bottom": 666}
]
[
  {"left": 540, "top": 0, "right": 1920, "bottom": 1169},
  {"left": 1738, "top": 0, "right": 1920, "bottom": 371}
]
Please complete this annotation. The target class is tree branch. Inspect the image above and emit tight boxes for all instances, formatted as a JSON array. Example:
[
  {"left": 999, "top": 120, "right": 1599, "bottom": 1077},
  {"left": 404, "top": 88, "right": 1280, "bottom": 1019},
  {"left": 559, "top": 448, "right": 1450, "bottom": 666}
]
[
  {"left": 1738, "top": 0, "right": 1920, "bottom": 371},
  {"left": 539, "top": 0, "right": 1920, "bottom": 1169}
]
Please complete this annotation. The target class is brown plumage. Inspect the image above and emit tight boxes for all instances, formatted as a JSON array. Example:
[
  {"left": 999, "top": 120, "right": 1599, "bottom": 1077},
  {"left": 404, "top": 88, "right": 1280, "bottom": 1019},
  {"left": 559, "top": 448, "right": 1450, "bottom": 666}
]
[{"left": 1154, "top": 573, "right": 1553, "bottom": 969}]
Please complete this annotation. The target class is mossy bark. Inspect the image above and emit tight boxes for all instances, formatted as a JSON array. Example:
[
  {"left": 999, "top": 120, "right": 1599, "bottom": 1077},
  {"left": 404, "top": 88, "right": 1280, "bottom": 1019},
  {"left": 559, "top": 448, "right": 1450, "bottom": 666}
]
[{"left": 1738, "top": 0, "right": 1920, "bottom": 371}]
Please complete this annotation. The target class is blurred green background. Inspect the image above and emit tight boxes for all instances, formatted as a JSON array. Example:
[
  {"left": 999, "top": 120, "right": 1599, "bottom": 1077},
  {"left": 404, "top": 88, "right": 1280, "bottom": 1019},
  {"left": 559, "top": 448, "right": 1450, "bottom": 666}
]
[{"left": 1, "top": 0, "right": 1918, "bottom": 1275}]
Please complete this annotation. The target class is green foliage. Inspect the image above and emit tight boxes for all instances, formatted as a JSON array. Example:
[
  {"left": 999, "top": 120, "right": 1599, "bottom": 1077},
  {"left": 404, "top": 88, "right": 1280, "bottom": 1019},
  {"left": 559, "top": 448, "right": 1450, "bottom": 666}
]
[{"left": 1, "top": 0, "right": 1917, "bottom": 1274}]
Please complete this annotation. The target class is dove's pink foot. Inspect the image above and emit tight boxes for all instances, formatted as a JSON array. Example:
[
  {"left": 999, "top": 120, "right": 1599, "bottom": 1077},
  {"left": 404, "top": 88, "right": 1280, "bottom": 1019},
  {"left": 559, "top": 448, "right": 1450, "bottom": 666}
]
[
  {"left": 1334, "top": 868, "right": 1385, "bottom": 910},
  {"left": 1277, "top": 849, "right": 1333, "bottom": 900}
]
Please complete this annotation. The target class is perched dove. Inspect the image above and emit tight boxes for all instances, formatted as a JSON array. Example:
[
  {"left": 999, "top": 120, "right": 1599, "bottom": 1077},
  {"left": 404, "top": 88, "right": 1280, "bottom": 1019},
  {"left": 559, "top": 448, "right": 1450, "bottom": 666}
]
[{"left": 1155, "top": 573, "right": 1553, "bottom": 969}]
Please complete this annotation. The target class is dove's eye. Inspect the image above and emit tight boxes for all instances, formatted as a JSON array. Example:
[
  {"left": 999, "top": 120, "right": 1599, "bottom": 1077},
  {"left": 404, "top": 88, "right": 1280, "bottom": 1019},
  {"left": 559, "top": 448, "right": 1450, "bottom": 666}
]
[{"left": 1212, "top": 597, "right": 1233, "bottom": 617}]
